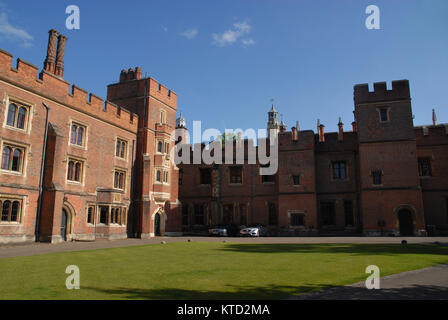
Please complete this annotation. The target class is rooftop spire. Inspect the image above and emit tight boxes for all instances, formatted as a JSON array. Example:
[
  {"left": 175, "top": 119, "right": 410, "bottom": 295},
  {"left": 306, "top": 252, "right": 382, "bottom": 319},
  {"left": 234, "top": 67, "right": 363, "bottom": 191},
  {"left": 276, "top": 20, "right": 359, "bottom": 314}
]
[{"left": 432, "top": 109, "right": 438, "bottom": 126}]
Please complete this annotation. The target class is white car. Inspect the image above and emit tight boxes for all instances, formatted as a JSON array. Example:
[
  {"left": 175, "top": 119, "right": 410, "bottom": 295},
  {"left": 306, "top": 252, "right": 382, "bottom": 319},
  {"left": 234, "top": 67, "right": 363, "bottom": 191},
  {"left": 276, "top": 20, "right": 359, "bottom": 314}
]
[{"left": 240, "top": 225, "right": 269, "bottom": 237}]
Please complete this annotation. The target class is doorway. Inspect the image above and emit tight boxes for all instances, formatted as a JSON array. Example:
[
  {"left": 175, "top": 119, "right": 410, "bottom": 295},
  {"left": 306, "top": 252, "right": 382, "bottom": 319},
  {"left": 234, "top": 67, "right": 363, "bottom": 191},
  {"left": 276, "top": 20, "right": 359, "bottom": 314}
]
[
  {"left": 154, "top": 213, "right": 161, "bottom": 236},
  {"left": 398, "top": 209, "right": 414, "bottom": 236},
  {"left": 61, "top": 209, "right": 68, "bottom": 241}
]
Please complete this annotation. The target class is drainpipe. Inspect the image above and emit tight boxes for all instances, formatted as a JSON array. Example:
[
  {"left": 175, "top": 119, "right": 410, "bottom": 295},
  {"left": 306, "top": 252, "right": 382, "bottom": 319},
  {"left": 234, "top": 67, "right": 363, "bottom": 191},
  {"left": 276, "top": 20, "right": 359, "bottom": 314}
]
[{"left": 35, "top": 101, "right": 50, "bottom": 242}]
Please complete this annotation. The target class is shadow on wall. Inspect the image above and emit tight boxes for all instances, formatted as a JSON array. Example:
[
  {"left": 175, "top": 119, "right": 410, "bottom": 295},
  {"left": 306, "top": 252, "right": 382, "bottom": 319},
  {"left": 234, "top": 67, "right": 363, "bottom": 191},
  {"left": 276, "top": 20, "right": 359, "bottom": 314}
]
[{"left": 217, "top": 243, "right": 448, "bottom": 256}]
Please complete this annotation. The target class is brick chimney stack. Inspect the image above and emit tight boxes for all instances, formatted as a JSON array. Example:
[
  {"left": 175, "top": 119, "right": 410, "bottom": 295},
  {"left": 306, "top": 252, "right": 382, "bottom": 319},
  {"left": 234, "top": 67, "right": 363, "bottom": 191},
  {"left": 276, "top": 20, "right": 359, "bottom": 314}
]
[
  {"left": 127, "top": 68, "right": 135, "bottom": 80},
  {"left": 55, "top": 34, "right": 67, "bottom": 77},
  {"left": 119, "top": 69, "right": 127, "bottom": 82},
  {"left": 338, "top": 117, "right": 344, "bottom": 141},
  {"left": 43, "top": 29, "right": 58, "bottom": 74},
  {"left": 296, "top": 120, "right": 300, "bottom": 132},
  {"left": 291, "top": 127, "right": 298, "bottom": 141},
  {"left": 135, "top": 67, "right": 142, "bottom": 80},
  {"left": 317, "top": 119, "right": 325, "bottom": 143},
  {"left": 352, "top": 121, "right": 358, "bottom": 132}
]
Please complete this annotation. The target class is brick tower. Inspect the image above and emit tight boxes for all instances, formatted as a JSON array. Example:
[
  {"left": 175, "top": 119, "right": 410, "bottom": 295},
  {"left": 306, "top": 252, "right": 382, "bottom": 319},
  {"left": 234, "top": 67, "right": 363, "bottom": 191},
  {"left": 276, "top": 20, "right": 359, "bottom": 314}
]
[
  {"left": 107, "top": 70, "right": 182, "bottom": 237},
  {"left": 354, "top": 80, "right": 425, "bottom": 236}
]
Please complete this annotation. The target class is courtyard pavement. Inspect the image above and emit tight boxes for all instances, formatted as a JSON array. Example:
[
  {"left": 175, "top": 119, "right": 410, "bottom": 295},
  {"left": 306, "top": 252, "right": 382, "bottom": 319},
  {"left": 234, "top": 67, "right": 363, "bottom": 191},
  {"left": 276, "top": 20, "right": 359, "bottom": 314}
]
[
  {"left": 0, "top": 236, "right": 446, "bottom": 259},
  {"left": 292, "top": 264, "right": 448, "bottom": 300}
]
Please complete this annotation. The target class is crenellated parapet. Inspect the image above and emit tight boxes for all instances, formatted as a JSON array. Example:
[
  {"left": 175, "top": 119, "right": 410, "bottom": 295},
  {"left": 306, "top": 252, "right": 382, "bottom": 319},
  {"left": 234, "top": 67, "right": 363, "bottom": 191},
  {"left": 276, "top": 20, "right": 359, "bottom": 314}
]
[
  {"left": 354, "top": 80, "right": 410, "bottom": 104},
  {"left": 0, "top": 49, "right": 138, "bottom": 133}
]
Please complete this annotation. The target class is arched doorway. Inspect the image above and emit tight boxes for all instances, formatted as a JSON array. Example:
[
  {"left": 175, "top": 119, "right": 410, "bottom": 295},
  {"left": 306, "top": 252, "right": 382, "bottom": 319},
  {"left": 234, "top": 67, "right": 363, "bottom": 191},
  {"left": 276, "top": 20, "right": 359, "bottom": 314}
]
[
  {"left": 154, "top": 213, "right": 161, "bottom": 236},
  {"left": 398, "top": 209, "right": 414, "bottom": 236},
  {"left": 61, "top": 209, "right": 68, "bottom": 241}
]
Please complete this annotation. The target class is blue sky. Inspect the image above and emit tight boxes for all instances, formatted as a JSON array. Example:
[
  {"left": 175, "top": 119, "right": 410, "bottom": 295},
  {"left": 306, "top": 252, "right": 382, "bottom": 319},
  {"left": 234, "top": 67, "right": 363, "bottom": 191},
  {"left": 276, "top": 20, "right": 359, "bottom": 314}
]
[{"left": 0, "top": 0, "right": 447, "bottom": 135}]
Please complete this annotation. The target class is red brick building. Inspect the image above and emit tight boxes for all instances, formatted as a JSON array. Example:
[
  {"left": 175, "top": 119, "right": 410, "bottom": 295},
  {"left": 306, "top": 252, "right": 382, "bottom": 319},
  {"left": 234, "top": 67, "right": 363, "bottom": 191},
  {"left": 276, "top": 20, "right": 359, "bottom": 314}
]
[
  {"left": 0, "top": 29, "right": 181, "bottom": 243},
  {"left": 179, "top": 81, "right": 448, "bottom": 237}
]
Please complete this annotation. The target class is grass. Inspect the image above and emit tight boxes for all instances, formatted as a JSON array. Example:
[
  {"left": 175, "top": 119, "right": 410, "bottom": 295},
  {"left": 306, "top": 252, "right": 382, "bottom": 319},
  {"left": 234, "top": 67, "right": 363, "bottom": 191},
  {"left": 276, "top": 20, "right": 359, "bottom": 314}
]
[{"left": 0, "top": 242, "right": 447, "bottom": 300}]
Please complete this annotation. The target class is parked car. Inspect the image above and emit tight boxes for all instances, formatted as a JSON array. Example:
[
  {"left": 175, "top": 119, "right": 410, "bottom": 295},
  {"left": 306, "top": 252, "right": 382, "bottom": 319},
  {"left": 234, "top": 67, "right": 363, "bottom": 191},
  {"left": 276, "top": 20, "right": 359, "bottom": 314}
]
[
  {"left": 208, "top": 225, "right": 228, "bottom": 237},
  {"left": 240, "top": 224, "right": 269, "bottom": 237}
]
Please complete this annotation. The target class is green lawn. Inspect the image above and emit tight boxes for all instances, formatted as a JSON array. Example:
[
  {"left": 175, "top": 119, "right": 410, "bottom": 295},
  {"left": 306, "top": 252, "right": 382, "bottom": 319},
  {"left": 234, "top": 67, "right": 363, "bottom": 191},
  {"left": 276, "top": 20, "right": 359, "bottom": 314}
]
[{"left": 0, "top": 242, "right": 447, "bottom": 299}]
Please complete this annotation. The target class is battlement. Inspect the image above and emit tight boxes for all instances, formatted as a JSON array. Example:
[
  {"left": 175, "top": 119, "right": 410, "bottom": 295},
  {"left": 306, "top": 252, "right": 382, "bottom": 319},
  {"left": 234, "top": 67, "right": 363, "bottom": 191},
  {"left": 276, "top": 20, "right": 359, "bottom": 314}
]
[
  {"left": 354, "top": 80, "right": 410, "bottom": 104},
  {"left": 414, "top": 124, "right": 448, "bottom": 144},
  {"left": 148, "top": 77, "right": 177, "bottom": 107},
  {"left": 0, "top": 49, "right": 138, "bottom": 132}
]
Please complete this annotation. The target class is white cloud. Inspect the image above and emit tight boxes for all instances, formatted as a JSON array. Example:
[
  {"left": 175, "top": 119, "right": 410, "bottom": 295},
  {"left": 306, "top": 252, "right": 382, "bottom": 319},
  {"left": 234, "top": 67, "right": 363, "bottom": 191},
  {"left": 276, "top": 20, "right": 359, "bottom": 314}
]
[
  {"left": 0, "top": 12, "right": 33, "bottom": 47},
  {"left": 241, "top": 38, "right": 255, "bottom": 47},
  {"left": 180, "top": 28, "right": 198, "bottom": 39},
  {"left": 212, "top": 21, "right": 253, "bottom": 47}
]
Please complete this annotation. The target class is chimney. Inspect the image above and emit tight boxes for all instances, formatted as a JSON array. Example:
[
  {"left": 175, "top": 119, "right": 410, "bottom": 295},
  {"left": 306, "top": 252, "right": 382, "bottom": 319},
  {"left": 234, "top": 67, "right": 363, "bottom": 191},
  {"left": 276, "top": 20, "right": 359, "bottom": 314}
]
[
  {"left": 44, "top": 29, "right": 58, "bottom": 74},
  {"left": 127, "top": 68, "right": 135, "bottom": 80},
  {"left": 291, "top": 127, "right": 298, "bottom": 141},
  {"left": 119, "top": 69, "right": 127, "bottom": 82},
  {"left": 338, "top": 117, "right": 344, "bottom": 141},
  {"left": 317, "top": 119, "right": 325, "bottom": 143},
  {"left": 135, "top": 67, "right": 142, "bottom": 80},
  {"left": 54, "top": 34, "right": 67, "bottom": 77},
  {"left": 432, "top": 109, "right": 438, "bottom": 126},
  {"left": 352, "top": 121, "right": 358, "bottom": 133},
  {"left": 296, "top": 120, "right": 300, "bottom": 132}
]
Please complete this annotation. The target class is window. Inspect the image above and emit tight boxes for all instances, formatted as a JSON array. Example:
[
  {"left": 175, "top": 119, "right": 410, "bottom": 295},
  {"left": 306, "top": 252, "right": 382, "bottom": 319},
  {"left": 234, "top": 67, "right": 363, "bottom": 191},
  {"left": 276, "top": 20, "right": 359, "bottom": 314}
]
[
  {"left": 291, "top": 214, "right": 305, "bottom": 226},
  {"left": 160, "top": 109, "right": 166, "bottom": 124},
  {"left": 67, "top": 158, "right": 84, "bottom": 183},
  {"left": 372, "top": 171, "right": 382, "bottom": 185},
  {"left": 194, "top": 204, "right": 205, "bottom": 225},
  {"left": 268, "top": 203, "right": 277, "bottom": 226},
  {"left": 87, "top": 206, "right": 95, "bottom": 224},
  {"left": 380, "top": 108, "right": 389, "bottom": 122},
  {"left": 157, "top": 141, "right": 163, "bottom": 153},
  {"left": 320, "top": 201, "right": 335, "bottom": 226},
  {"left": 229, "top": 166, "right": 243, "bottom": 184},
  {"left": 114, "top": 170, "right": 126, "bottom": 190},
  {"left": 99, "top": 206, "right": 109, "bottom": 224},
  {"left": 0, "top": 198, "right": 21, "bottom": 223},
  {"left": 163, "top": 171, "right": 169, "bottom": 183},
  {"left": 115, "top": 139, "right": 127, "bottom": 159},
  {"left": 332, "top": 161, "right": 346, "bottom": 180},
  {"left": 6, "top": 102, "right": 29, "bottom": 130},
  {"left": 110, "top": 208, "right": 121, "bottom": 224},
  {"left": 261, "top": 165, "right": 275, "bottom": 183},
  {"left": 182, "top": 205, "right": 189, "bottom": 225},
  {"left": 222, "top": 204, "right": 233, "bottom": 224},
  {"left": 344, "top": 200, "right": 354, "bottom": 226},
  {"left": 292, "top": 175, "right": 300, "bottom": 186},
  {"left": 418, "top": 158, "right": 431, "bottom": 177},
  {"left": 70, "top": 122, "right": 86, "bottom": 147},
  {"left": 165, "top": 142, "right": 170, "bottom": 154},
  {"left": 156, "top": 170, "right": 161, "bottom": 182},
  {"left": 1, "top": 144, "right": 25, "bottom": 173},
  {"left": 200, "top": 168, "right": 211, "bottom": 185}
]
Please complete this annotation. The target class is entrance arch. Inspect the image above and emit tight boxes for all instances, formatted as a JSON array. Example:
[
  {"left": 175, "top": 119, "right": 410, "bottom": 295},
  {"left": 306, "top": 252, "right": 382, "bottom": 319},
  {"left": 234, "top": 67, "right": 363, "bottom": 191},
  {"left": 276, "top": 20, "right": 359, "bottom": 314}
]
[
  {"left": 61, "top": 202, "right": 75, "bottom": 241},
  {"left": 154, "top": 213, "right": 161, "bottom": 236},
  {"left": 398, "top": 209, "right": 414, "bottom": 236},
  {"left": 61, "top": 209, "right": 68, "bottom": 241}
]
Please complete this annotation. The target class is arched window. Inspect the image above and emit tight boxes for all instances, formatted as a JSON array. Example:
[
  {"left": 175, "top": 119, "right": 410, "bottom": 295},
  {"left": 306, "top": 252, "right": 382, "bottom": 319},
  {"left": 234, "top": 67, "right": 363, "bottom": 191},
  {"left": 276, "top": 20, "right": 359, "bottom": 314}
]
[
  {"left": 67, "top": 161, "right": 74, "bottom": 180},
  {"left": 11, "top": 201, "right": 19, "bottom": 221},
  {"left": 2, "top": 201, "right": 10, "bottom": 221},
  {"left": 11, "top": 149, "right": 21, "bottom": 172},
  {"left": 17, "top": 107, "right": 27, "bottom": 129},
  {"left": 6, "top": 104, "right": 17, "bottom": 126},
  {"left": 156, "top": 170, "right": 161, "bottom": 182},
  {"left": 70, "top": 125, "right": 77, "bottom": 144},
  {"left": 74, "top": 162, "right": 81, "bottom": 181},
  {"left": 77, "top": 127, "right": 84, "bottom": 146},
  {"left": 1, "top": 147, "right": 11, "bottom": 170},
  {"left": 157, "top": 141, "right": 162, "bottom": 153}
]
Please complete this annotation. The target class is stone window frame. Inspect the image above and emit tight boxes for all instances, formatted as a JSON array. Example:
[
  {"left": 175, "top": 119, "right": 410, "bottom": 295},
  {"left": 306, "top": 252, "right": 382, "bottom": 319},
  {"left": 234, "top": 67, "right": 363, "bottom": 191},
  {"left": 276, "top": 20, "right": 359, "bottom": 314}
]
[
  {"left": 377, "top": 107, "right": 391, "bottom": 123},
  {"left": 371, "top": 170, "right": 383, "bottom": 186},
  {"left": 86, "top": 204, "right": 96, "bottom": 225},
  {"left": 229, "top": 165, "right": 243, "bottom": 185},
  {"left": 3, "top": 95, "right": 34, "bottom": 134},
  {"left": 109, "top": 207, "right": 127, "bottom": 226},
  {"left": 0, "top": 195, "right": 25, "bottom": 225},
  {"left": 417, "top": 157, "right": 432, "bottom": 177},
  {"left": 68, "top": 119, "right": 89, "bottom": 150},
  {"left": 331, "top": 160, "right": 349, "bottom": 182},
  {"left": 0, "top": 139, "right": 29, "bottom": 177},
  {"left": 66, "top": 155, "right": 86, "bottom": 185},
  {"left": 115, "top": 137, "right": 129, "bottom": 161},
  {"left": 113, "top": 168, "right": 127, "bottom": 191}
]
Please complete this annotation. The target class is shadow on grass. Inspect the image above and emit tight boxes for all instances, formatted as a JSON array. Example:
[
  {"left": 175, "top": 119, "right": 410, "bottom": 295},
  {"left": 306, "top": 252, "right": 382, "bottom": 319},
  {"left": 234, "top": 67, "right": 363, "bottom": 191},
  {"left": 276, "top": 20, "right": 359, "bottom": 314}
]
[
  {"left": 295, "top": 284, "right": 448, "bottom": 300},
  {"left": 218, "top": 243, "right": 448, "bottom": 256},
  {"left": 82, "top": 283, "right": 335, "bottom": 300}
]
